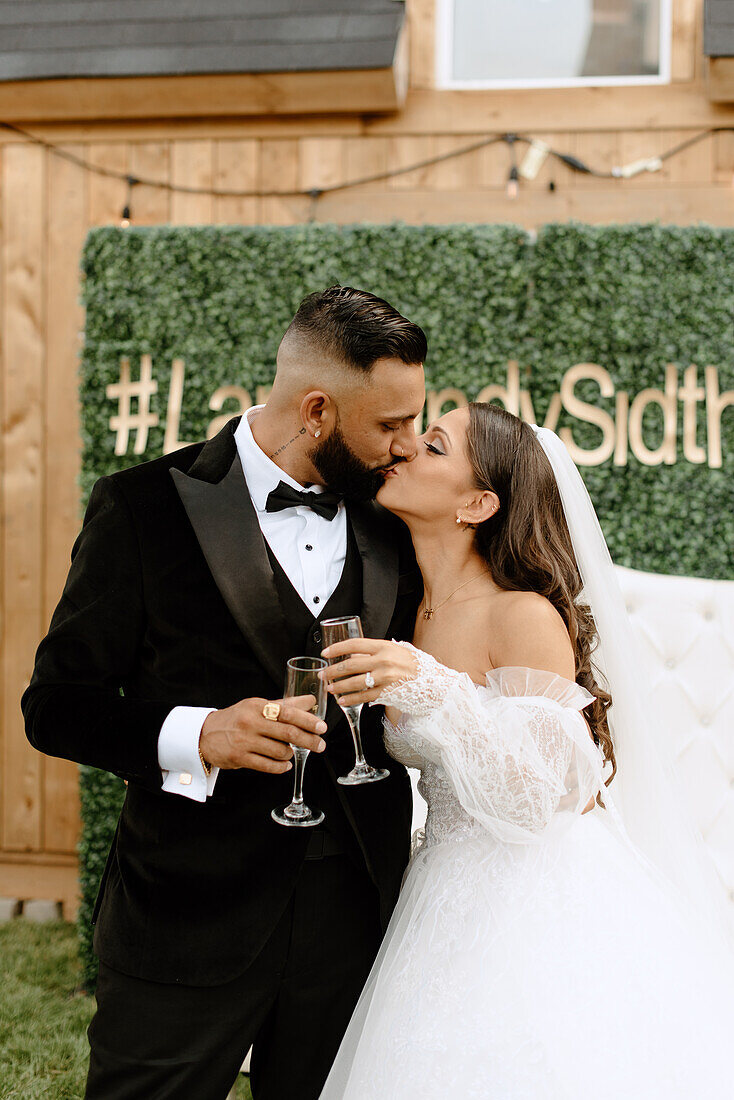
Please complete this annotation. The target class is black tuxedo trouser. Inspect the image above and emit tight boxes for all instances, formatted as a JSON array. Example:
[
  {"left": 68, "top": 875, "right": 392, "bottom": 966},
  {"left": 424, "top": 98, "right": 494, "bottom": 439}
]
[{"left": 84, "top": 852, "right": 381, "bottom": 1100}]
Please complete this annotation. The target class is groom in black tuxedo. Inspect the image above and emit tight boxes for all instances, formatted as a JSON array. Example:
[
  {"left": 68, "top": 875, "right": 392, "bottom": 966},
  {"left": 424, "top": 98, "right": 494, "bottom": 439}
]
[{"left": 22, "top": 286, "right": 427, "bottom": 1099}]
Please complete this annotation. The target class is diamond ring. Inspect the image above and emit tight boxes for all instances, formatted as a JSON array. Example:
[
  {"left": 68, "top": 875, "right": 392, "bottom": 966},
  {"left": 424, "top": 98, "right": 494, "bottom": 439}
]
[{"left": 365, "top": 672, "right": 375, "bottom": 689}]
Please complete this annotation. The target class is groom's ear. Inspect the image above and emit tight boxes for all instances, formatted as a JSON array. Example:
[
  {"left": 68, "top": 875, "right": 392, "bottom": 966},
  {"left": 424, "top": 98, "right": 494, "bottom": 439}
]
[{"left": 300, "top": 390, "right": 335, "bottom": 438}]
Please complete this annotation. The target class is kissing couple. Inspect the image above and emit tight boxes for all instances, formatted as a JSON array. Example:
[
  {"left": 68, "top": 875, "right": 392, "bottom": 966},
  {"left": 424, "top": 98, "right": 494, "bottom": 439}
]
[{"left": 24, "top": 286, "right": 734, "bottom": 1098}]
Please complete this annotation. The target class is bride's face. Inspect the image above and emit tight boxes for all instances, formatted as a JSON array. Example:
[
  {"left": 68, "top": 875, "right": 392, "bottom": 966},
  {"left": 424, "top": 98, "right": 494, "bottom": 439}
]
[{"left": 377, "top": 407, "right": 498, "bottom": 528}]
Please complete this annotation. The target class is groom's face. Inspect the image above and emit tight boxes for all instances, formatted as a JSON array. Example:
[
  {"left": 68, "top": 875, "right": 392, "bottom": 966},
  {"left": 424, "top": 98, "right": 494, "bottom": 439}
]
[{"left": 310, "top": 357, "right": 425, "bottom": 501}]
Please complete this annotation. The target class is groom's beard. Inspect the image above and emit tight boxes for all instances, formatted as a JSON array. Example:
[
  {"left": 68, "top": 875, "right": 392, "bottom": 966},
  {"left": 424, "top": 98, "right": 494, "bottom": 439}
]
[{"left": 309, "top": 423, "right": 398, "bottom": 502}]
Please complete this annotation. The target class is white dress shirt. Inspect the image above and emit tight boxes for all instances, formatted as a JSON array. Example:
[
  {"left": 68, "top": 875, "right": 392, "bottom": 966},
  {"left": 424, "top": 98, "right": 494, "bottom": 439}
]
[{"left": 158, "top": 406, "right": 348, "bottom": 801}]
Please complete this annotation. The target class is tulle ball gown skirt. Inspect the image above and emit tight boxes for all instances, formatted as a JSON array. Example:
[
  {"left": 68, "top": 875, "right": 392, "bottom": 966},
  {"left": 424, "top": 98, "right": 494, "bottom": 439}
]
[{"left": 320, "top": 811, "right": 734, "bottom": 1099}]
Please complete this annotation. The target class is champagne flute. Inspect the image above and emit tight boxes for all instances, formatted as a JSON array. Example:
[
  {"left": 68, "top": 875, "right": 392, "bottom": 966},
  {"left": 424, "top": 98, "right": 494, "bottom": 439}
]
[
  {"left": 271, "top": 657, "right": 327, "bottom": 827},
  {"left": 320, "top": 615, "right": 389, "bottom": 786}
]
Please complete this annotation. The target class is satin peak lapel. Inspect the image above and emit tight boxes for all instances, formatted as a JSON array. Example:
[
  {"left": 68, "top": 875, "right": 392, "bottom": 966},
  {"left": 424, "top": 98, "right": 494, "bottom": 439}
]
[
  {"left": 347, "top": 502, "right": 400, "bottom": 642},
  {"left": 170, "top": 451, "right": 291, "bottom": 691}
]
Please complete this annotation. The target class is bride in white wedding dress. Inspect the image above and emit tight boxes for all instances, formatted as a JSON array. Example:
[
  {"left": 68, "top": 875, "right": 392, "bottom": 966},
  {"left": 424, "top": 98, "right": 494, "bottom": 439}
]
[{"left": 319, "top": 402, "right": 734, "bottom": 1099}]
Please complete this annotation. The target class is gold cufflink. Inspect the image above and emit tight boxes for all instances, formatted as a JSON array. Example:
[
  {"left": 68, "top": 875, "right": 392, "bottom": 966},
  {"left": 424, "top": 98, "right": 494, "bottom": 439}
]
[{"left": 179, "top": 772, "right": 192, "bottom": 785}]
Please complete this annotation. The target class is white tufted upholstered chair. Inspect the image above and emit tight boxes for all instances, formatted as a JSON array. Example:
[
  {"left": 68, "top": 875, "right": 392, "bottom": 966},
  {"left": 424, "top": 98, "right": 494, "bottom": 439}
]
[{"left": 409, "top": 565, "right": 734, "bottom": 931}]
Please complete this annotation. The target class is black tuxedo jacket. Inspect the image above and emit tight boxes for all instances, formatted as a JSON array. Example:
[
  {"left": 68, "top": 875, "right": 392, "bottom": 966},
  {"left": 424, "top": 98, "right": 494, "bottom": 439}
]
[{"left": 22, "top": 418, "right": 422, "bottom": 986}]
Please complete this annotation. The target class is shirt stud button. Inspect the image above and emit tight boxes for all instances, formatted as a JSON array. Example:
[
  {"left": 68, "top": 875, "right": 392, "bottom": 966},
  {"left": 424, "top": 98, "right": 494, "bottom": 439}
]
[
  {"left": 313, "top": 596, "right": 320, "bottom": 605},
  {"left": 179, "top": 772, "right": 192, "bottom": 786},
  {"left": 305, "top": 544, "right": 313, "bottom": 551}
]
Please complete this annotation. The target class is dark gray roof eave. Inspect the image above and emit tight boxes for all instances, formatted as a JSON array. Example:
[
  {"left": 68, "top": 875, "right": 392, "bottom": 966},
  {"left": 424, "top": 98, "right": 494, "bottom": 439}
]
[{"left": 0, "top": 1, "right": 404, "bottom": 82}]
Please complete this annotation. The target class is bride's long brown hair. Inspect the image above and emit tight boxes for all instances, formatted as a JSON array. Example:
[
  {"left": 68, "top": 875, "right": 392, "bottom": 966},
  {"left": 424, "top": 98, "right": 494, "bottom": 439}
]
[{"left": 467, "top": 402, "right": 616, "bottom": 790}]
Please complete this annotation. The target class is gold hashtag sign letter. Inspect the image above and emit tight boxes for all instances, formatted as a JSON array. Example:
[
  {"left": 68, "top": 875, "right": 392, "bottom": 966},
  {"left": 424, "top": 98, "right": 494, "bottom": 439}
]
[{"left": 106, "top": 354, "right": 160, "bottom": 456}]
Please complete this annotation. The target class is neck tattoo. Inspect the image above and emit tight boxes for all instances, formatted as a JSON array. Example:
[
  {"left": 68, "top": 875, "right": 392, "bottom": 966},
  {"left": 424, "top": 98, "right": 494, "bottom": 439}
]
[{"left": 270, "top": 427, "right": 307, "bottom": 460}]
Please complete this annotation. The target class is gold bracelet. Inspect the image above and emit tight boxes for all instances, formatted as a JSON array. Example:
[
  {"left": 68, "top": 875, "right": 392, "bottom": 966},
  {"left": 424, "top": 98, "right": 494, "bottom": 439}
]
[{"left": 198, "top": 740, "right": 212, "bottom": 777}]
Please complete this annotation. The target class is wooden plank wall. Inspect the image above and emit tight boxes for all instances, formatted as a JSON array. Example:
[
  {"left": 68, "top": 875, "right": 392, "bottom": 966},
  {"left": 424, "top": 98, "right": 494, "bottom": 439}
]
[{"left": 1, "top": 0, "right": 733, "bottom": 916}]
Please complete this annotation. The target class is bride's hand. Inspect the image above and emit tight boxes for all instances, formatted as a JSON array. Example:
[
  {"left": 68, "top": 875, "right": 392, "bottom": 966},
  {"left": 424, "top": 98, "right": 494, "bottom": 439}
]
[{"left": 319, "top": 638, "right": 418, "bottom": 706}]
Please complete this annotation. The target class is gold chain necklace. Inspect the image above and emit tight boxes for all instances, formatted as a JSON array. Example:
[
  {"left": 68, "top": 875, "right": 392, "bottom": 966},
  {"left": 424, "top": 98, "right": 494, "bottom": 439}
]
[{"left": 421, "top": 570, "right": 491, "bottom": 621}]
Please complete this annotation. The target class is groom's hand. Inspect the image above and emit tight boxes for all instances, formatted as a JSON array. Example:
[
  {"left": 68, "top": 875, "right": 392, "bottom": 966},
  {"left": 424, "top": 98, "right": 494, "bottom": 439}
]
[{"left": 199, "top": 696, "right": 327, "bottom": 774}]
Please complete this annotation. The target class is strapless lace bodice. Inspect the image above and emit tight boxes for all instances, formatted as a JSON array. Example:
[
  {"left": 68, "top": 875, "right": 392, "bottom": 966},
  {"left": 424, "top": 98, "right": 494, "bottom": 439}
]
[
  {"left": 385, "top": 717, "right": 487, "bottom": 846},
  {"left": 374, "top": 643, "right": 604, "bottom": 849}
]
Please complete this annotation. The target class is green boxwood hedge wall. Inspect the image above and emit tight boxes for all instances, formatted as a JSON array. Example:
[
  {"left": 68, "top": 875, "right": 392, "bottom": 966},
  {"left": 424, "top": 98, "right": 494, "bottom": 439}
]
[{"left": 77, "top": 222, "right": 734, "bottom": 986}]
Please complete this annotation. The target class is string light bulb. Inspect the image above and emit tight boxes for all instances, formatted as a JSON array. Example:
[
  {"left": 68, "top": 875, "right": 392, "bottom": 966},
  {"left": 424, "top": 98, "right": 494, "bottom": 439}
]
[
  {"left": 119, "top": 174, "right": 139, "bottom": 228},
  {"left": 504, "top": 133, "right": 520, "bottom": 200}
]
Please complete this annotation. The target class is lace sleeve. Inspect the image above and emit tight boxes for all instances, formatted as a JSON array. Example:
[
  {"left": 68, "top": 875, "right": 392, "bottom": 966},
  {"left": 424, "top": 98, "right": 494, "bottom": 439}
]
[
  {"left": 375, "top": 642, "right": 604, "bottom": 843},
  {"left": 373, "top": 642, "right": 470, "bottom": 717}
]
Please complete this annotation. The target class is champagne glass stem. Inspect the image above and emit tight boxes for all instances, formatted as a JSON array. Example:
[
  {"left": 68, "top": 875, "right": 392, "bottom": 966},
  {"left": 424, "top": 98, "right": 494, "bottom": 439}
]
[
  {"left": 344, "top": 706, "right": 367, "bottom": 767},
  {"left": 290, "top": 747, "right": 308, "bottom": 811}
]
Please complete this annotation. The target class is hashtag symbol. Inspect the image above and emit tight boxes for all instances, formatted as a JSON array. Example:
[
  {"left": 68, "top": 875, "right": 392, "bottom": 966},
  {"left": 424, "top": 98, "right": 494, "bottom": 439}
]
[{"left": 106, "top": 354, "right": 159, "bottom": 456}]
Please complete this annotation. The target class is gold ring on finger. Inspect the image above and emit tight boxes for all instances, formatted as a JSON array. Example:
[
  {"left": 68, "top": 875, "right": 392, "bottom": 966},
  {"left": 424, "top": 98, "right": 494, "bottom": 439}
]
[{"left": 262, "top": 702, "right": 281, "bottom": 721}]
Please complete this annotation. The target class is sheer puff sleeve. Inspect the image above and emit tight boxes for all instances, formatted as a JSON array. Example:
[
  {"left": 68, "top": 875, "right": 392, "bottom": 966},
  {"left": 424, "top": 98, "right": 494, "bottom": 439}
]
[{"left": 374, "top": 643, "right": 605, "bottom": 844}]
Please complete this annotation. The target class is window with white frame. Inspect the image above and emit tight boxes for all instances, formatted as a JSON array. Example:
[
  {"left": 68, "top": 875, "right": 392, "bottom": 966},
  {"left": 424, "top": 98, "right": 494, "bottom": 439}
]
[{"left": 437, "top": 0, "right": 671, "bottom": 89}]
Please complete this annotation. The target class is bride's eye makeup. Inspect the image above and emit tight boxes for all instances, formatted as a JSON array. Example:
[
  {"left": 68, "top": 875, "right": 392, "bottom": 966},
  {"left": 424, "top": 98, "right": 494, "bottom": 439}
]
[{"left": 425, "top": 441, "right": 445, "bottom": 456}]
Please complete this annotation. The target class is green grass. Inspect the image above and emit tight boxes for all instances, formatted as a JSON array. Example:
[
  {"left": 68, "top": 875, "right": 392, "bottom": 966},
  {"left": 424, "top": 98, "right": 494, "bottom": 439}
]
[
  {"left": 0, "top": 920, "right": 94, "bottom": 1099},
  {"left": 0, "top": 920, "right": 252, "bottom": 1099}
]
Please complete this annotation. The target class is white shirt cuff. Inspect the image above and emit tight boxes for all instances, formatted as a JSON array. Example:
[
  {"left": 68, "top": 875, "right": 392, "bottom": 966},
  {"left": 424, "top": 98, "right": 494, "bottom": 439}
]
[{"left": 158, "top": 706, "right": 219, "bottom": 802}]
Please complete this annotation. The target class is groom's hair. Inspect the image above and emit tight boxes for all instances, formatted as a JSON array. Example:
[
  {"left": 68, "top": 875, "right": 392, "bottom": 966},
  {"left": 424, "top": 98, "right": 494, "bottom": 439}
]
[{"left": 283, "top": 285, "right": 427, "bottom": 374}]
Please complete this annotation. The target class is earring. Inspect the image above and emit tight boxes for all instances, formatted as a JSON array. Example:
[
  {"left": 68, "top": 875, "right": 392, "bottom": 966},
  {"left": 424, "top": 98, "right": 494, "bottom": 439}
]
[
  {"left": 456, "top": 516, "right": 463, "bottom": 525},
  {"left": 314, "top": 430, "right": 321, "bottom": 438}
]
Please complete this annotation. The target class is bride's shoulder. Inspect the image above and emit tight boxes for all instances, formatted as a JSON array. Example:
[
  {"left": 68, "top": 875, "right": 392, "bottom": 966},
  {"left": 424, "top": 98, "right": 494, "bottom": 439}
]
[
  {"left": 488, "top": 589, "right": 560, "bottom": 626},
  {"left": 487, "top": 591, "right": 575, "bottom": 680}
]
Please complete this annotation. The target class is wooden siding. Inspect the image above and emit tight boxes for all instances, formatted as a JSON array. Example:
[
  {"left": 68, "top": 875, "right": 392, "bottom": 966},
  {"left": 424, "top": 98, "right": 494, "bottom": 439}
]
[
  {"left": 0, "top": 66, "right": 410, "bottom": 122},
  {"left": 0, "top": 0, "right": 733, "bottom": 916}
]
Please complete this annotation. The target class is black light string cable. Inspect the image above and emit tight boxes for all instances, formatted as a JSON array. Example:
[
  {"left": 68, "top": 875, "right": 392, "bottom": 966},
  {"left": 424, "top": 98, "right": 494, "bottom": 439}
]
[
  {"left": 1, "top": 120, "right": 732, "bottom": 224},
  {"left": 543, "top": 127, "right": 734, "bottom": 178},
  {"left": 0, "top": 120, "right": 507, "bottom": 198}
]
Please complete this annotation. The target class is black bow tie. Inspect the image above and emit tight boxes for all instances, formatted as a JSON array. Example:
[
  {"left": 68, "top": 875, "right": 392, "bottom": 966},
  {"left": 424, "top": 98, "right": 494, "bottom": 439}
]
[{"left": 265, "top": 481, "right": 342, "bottom": 521}]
